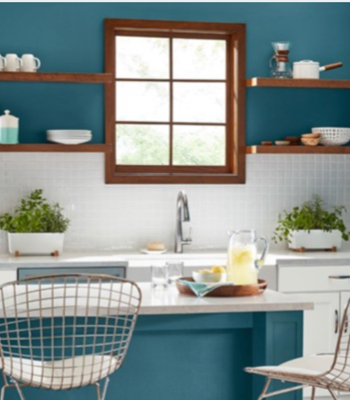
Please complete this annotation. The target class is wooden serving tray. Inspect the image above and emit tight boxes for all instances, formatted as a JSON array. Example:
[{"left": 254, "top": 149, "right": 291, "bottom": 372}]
[{"left": 176, "top": 277, "right": 267, "bottom": 297}]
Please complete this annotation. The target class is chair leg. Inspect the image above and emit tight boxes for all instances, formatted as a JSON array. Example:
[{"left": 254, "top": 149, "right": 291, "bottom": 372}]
[
  {"left": 11, "top": 380, "right": 26, "bottom": 400},
  {"left": 258, "top": 379, "right": 272, "bottom": 400},
  {"left": 95, "top": 378, "right": 110, "bottom": 400},
  {"left": 95, "top": 383, "right": 101, "bottom": 400},
  {"left": 328, "top": 388, "right": 339, "bottom": 400},
  {"left": 311, "top": 387, "right": 316, "bottom": 400},
  {"left": 101, "top": 377, "right": 110, "bottom": 400},
  {"left": 256, "top": 379, "right": 307, "bottom": 399},
  {"left": 0, "top": 386, "right": 6, "bottom": 400}
]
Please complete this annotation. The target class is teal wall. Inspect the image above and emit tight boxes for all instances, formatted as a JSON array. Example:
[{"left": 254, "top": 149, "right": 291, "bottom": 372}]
[{"left": 1, "top": 3, "right": 350, "bottom": 145}]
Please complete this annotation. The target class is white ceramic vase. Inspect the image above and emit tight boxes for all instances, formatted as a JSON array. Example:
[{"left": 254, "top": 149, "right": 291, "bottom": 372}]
[
  {"left": 288, "top": 230, "right": 342, "bottom": 251},
  {"left": 8, "top": 233, "right": 64, "bottom": 256}
]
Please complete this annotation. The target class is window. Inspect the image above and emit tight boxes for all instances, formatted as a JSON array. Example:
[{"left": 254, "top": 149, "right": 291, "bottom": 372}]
[{"left": 104, "top": 19, "right": 246, "bottom": 184}]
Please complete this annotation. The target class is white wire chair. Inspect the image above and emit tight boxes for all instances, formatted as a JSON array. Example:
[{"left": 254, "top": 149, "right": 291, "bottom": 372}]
[
  {"left": 0, "top": 274, "right": 142, "bottom": 400},
  {"left": 246, "top": 297, "right": 350, "bottom": 400}
]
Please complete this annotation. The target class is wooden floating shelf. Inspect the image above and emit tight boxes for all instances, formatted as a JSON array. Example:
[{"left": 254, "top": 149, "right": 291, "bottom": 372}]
[
  {"left": 247, "top": 77, "right": 350, "bottom": 89},
  {"left": 0, "top": 144, "right": 112, "bottom": 153},
  {"left": 0, "top": 72, "right": 113, "bottom": 84},
  {"left": 247, "top": 146, "right": 350, "bottom": 154}
]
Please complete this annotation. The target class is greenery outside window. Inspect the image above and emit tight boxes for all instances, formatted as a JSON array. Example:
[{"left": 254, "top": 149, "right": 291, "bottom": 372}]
[{"left": 104, "top": 19, "right": 246, "bottom": 184}]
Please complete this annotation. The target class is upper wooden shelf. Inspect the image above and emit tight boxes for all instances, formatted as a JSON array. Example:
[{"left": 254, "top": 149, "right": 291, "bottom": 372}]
[
  {"left": 247, "top": 77, "right": 350, "bottom": 89},
  {"left": 0, "top": 144, "right": 112, "bottom": 153},
  {"left": 0, "top": 72, "right": 113, "bottom": 84},
  {"left": 247, "top": 145, "right": 350, "bottom": 154}
]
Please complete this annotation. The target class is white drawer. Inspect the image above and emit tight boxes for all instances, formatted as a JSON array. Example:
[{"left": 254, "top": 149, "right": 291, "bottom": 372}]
[
  {"left": 0, "top": 270, "right": 16, "bottom": 286},
  {"left": 279, "top": 266, "right": 350, "bottom": 293}
]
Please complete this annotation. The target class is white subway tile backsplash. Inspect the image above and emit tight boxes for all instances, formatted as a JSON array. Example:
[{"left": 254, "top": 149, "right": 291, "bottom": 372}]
[{"left": 0, "top": 153, "right": 349, "bottom": 253}]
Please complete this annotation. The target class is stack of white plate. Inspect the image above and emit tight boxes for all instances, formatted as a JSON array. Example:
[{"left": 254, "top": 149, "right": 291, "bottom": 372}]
[{"left": 46, "top": 130, "right": 92, "bottom": 145}]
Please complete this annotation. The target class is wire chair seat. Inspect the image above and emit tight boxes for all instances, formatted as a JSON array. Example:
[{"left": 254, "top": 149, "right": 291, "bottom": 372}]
[
  {"left": 1, "top": 354, "right": 118, "bottom": 390},
  {"left": 0, "top": 274, "right": 142, "bottom": 400},
  {"left": 246, "top": 298, "right": 350, "bottom": 400}
]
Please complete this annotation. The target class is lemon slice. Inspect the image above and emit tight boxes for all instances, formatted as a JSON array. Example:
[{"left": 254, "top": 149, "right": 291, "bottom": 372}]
[
  {"left": 211, "top": 265, "right": 225, "bottom": 273},
  {"left": 232, "top": 249, "right": 254, "bottom": 265}
]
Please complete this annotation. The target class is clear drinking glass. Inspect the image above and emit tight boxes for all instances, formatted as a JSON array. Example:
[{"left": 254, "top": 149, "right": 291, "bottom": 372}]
[
  {"left": 151, "top": 265, "right": 169, "bottom": 288},
  {"left": 167, "top": 262, "right": 184, "bottom": 284}
]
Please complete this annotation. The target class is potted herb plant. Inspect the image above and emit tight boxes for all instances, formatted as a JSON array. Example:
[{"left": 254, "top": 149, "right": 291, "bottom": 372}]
[
  {"left": 0, "top": 189, "right": 70, "bottom": 256},
  {"left": 273, "top": 195, "right": 350, "bottom": 251}
]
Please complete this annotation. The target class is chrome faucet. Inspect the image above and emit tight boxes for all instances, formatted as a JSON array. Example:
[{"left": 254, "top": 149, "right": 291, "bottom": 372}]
[{"left": 175, "top": 190, "right": 192, "bottom": 253}]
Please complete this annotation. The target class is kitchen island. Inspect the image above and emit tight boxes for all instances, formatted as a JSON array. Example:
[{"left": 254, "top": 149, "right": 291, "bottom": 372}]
[
  {"left": 0, "top": 253, "right": 314, "bottom": 400},
  {"left": 122, "top": 285, "right": 311, "bottom": 400},
  {"left": 5, "top": 284, "right": 312, "bottom": 400}
]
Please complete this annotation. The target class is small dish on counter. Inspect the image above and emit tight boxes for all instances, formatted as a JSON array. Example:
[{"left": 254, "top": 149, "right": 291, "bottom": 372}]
[
  {"left": 301, "top": 137, "right": 320, "bottom": 146},
  {"left": 302, "top": 132, "right": 321, "bottom": 139},
  {"left": 275, "top": 140, "right": 290, "bottom": 146},
  {"left": 285, "top": 136, "right": 301, "bottom": 145},
  {"left": 140, "top": 248, "right": 167, "bottom": 255}
]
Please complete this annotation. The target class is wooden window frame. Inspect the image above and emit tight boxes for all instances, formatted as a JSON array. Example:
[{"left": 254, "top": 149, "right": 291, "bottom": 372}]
[{"left": 104, "top": 19, "right": 246, "bottom": 184}]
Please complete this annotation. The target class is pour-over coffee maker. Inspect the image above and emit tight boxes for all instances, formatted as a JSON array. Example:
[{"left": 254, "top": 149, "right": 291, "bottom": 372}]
[{"left": 270, "top": 42, "right": 293, "bottom": 78}]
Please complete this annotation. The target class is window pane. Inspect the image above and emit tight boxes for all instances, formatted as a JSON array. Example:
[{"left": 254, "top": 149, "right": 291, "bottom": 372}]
[
  {"left": 173, "top": 125, "right": 226, "bottom": 166},
  {"left": 116, "top": 82, "right": 170, "bottom": 122},
  {"left": 173, "top": 83, "right": 225, "bottom": 123},
  {"left": 173, "top": 39, "right": 226, "bottom": 80},
  {"left": 116, "top": 36, "right": 169, "bottom": 79},
  {"left": 116, "top": 124, "right": 169, "bottom": 165}
]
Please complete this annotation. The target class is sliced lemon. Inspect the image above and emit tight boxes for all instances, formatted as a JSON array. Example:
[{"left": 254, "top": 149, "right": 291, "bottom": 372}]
[
  {"left": 231, "top": 249, "right": 254, "bottom": 265},
  {"left": 211, "top": 265, "right": 226, "bottom": 273}
]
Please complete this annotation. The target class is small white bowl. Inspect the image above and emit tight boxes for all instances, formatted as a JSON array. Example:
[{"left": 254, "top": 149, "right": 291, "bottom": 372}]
[{"left": 192, "top": 271, "right": 227, "bottom": 283}]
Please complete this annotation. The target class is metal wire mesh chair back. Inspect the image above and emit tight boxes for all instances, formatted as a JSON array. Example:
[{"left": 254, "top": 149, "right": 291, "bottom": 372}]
[
  {"left": 0, "top": 274, "right": 141, "bottom": 390},
  {"left": 326, "top": 297, "right": 350, "bottom": 391}
]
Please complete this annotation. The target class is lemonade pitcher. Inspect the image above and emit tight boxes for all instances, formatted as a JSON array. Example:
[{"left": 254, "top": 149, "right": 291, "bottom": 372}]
[{"left": 227, "top": 230, "right": 268, "bottom": 285}]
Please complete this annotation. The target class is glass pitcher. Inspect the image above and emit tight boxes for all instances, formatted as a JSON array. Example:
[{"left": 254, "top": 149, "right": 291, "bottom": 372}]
[{"left": 227, "top": 230, "right": 268, "bottom": 285}]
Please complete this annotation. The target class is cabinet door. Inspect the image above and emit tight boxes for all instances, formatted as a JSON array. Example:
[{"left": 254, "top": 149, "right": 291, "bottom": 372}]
[
  {"left": 301, "top": 292, "right": 339, "bottom": 399},
  {"left": 303, "top": 292, "right": 339, "bottom": 356}
]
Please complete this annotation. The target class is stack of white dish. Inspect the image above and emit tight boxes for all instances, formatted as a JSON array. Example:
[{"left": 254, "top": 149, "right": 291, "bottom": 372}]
[{"left": 46, "top": 130, "right": 92, "bottom": 145}]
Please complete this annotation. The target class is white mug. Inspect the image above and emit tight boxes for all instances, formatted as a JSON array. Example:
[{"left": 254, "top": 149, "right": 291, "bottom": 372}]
[
  {"left": 21, "top": 54, "right": 41, "bottom": 72},
  {"left": 4, "top": 54, "right": 22, "bottom": 72},
  {"left": 0, "top": 55, "right": 6, "bottom": 71}
]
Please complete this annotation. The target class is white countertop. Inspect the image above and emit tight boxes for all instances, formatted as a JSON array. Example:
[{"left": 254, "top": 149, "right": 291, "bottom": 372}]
[
  {"left": 137, "top": 284, "right": 313, "bottom": 314},
  {"left": 0, "top": 249, "right": 350, "bottom": 268}
]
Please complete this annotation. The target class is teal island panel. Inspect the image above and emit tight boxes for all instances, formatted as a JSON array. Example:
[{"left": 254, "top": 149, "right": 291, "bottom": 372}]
[{"left": 0, "top": 311, "right": 303, "bottom": 400}]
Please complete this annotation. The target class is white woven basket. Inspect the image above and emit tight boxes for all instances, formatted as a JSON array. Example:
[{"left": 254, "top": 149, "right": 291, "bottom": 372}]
[{"left": 312, "top": 127, "right": 350, "bottom": 146}]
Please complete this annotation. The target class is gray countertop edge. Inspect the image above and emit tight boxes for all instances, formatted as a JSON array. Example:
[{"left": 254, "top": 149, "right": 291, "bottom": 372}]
[{"left": 138, "top": 302, "right": 314, "bottom": 315}]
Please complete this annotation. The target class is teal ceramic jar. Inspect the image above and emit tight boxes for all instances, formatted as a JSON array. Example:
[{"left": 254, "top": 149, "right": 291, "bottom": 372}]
[{"left": 0, "top": 110, "right": 19, "bottom": 144}]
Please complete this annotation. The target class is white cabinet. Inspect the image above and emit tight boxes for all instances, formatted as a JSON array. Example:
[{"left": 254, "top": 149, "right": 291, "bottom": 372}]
[
  {"left": 302, "top": 292, "right": 339, "bottom": 357},
  {"left": 278, "top": 265, "right": 350, "bottom": 399}
]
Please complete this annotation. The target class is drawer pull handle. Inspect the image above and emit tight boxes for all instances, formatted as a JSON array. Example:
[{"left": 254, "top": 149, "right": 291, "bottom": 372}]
[
  {"left": 335, "top": 310, "right": 339, "bottom": 334},
  {"left": 329, "top": 275, "right": 350, "bottom": 279}
]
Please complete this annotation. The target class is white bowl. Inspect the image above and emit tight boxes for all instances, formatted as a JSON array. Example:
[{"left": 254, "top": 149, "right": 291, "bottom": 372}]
[
  {"left": 192, "top": 271, "right": 227, "bottom": 283},
  {"left": 311, "top": 127, "right": 350, "bottom": 146}
]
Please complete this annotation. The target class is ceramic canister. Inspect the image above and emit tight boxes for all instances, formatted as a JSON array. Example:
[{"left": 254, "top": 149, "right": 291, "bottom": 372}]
[{"left": 0, "top": 110, "right": 19, "bottom": 144}]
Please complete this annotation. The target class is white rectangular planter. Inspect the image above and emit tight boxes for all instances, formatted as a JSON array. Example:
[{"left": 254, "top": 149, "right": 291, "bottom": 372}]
[
  {"left": 288, "top": 230, "right": 342, "bottom": 251},
  {"left": 8, "top": 233, "right": 64, "bottom": 256}
]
